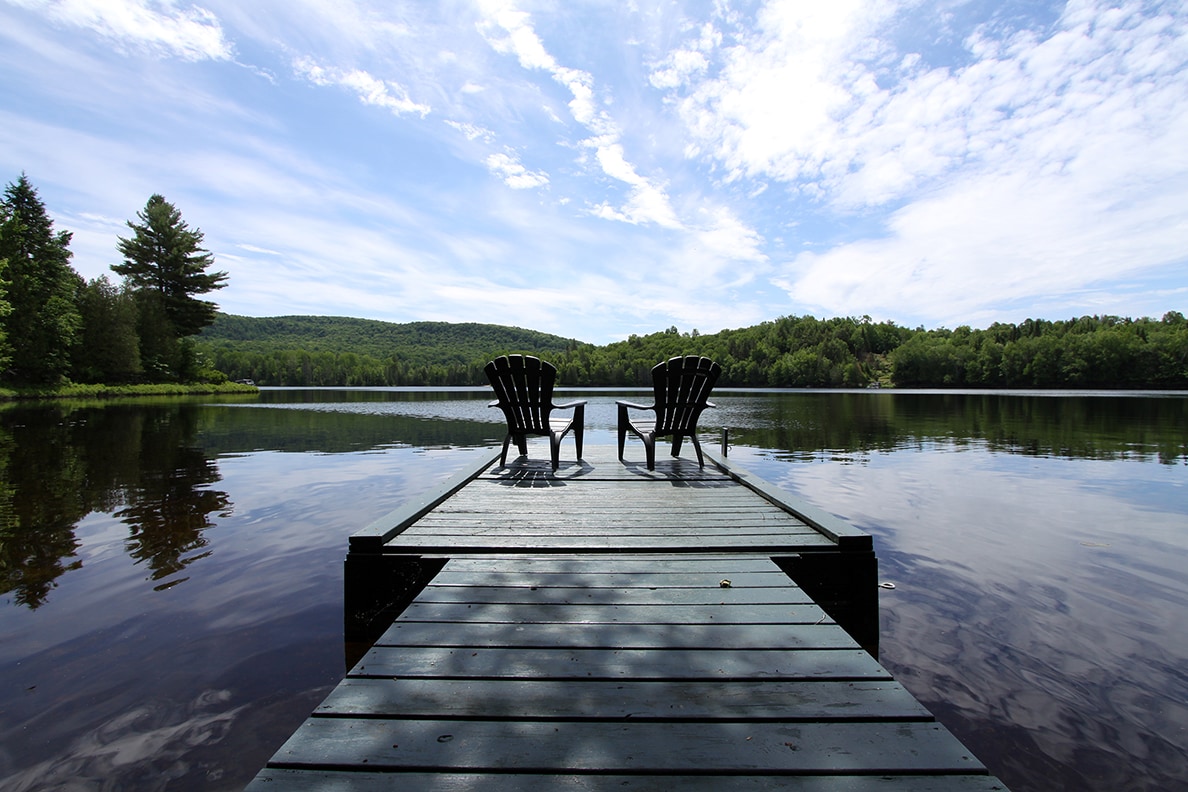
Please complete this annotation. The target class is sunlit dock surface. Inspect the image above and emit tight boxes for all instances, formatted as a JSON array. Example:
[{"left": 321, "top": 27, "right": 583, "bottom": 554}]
[{"left": 248, "top": 445, "right": 1006, "bottom": 790}]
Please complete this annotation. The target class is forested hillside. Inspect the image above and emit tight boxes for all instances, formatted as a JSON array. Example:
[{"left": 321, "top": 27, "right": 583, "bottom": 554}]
[
  {"left": 198, "top": 315, "right": 585, "bottom": 385},
  {"left": 196, "top": 312, "right": 1188, "bottom": 389}
]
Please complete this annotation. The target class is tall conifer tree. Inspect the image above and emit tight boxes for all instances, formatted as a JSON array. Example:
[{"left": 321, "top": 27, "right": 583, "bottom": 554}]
[
  {"left": 114, "top": 195, "right": 227, "bottom": 380},
  {"left": 114, "top": 194, "right": 227, "bottom": 337},
  {"left": 0, "top": 174, "right": 81, "bottom": 384}
]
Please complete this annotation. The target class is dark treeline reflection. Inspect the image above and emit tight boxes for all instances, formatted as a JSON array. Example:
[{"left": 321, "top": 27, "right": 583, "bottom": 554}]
[
  {"left": 199, "top": 394, "right": 499, "bottom": 455},
  {"left": 718, "top": 391, "right": 1188, "bottom": 464},
  {"left": 0, "top": 402, "right": 230, "bottom": 607},
  {"left": 0, "top": 394, "right": 504, "bottom": 609}
]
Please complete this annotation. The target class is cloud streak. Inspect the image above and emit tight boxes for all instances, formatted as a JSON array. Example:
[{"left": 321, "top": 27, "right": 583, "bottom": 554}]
[{"left": 8, "top": 0, "right": 232, "bottom": 60}]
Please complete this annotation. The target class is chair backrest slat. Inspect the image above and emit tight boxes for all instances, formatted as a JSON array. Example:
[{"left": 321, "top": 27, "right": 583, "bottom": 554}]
[
  {"left": 651, "top": 355, "right": 720, "bottom": 433},
  {"left": 485, "top": 354, "right": 556, "bottom": 433}
]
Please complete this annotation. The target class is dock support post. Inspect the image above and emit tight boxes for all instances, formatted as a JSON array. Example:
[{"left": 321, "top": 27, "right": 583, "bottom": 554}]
[
  {"left": 343, "top": 552, "right": 446, "bottom": 668},
  {"left": 774, "top": 551, "right": 879, "bottom": 657}
]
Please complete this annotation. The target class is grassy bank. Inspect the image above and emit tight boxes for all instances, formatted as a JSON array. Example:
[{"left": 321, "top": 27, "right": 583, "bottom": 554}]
[{"left": 0, "top": 381, "right": 259, "bottom": 401}]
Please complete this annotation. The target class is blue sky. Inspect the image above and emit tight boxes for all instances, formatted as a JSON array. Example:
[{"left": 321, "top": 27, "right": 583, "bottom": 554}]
[{"left": 1, "top": 0, "right": 1185, "bottom": 344}]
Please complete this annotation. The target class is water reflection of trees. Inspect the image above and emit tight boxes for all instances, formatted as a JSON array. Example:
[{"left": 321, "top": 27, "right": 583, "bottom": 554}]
[
  {"left": 115, "top": 411, "right": 229, "bottom": 590},
  {"left": 0, "top": 413, "right": 84, "bottom": 608},
  {"left": 0, "top": 402, "right": 231, "bottom": 608},
  {"left": 723, "top": 392, "right": 1188, "bottom": 464},
  {"left": 195, "top": 403, "right": 500, "bottom": 454}
]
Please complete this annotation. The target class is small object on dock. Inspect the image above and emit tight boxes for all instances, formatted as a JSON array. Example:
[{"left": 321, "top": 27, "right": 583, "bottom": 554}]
[{"left": 719, "top": 579, "right": 732, "bottom": 588}]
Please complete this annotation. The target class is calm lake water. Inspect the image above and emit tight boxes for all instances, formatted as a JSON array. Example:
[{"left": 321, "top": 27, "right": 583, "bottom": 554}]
[{"left": 1, "top": 388, "right": 1185, "bottom": 791}]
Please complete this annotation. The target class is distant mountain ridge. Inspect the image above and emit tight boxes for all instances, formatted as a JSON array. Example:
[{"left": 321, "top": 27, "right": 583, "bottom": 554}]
[{"left": 199, "top": 314, "right": 586, "bottom": 366}]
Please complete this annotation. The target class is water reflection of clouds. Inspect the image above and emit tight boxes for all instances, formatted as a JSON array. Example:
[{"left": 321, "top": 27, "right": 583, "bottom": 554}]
[
  {"left": 231, "top": 399, "right": 504, "bottom": 423},
  {"left": 0, "top": 690, "right": 247, "bottom": 792},
  {"left": 726, "top": 444, "right": 1188, "bottom": 791},
  {"left": 738, "top": 446, "right": 1187, "bottom": 587}
]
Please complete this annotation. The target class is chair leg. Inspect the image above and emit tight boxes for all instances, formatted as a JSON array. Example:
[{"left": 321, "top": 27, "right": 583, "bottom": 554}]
[
  {"left": 550, "top": 433, "right": 561, "bottom": 471},
  {"left": 617, "top": 409, "right": 628, "bottom": 460},
  {"left": 689, "top": 433, "right": 705, "bottom": 467},
  {"left": 500, "top": 435, "right": 512, "bottom": 467},
  {"left": 671, "top": 435, "right": 684, "bottom": 458},
  {"left": 643, "top": 435, "right": 656, "bottom": 471},
  {"left": 574, "top": 405, "right": 585, "bottom": 460}
]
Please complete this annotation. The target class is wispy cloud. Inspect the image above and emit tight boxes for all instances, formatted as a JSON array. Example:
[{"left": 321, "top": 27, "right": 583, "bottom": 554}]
[
  {"left": 293, "top": 56, "right": 429, "bottom": 117},
  {"left": 7, "top": 0, "right": 232, "bottom": 60},
  {"left": 476, "top": 0, "right": 687, "bottom": 230},
  {"left": 485, "top": 151, "right": 548, "bottom": 189}
]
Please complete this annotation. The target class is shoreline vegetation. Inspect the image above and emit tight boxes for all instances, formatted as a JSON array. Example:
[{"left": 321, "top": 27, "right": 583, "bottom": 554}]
[{"left": 0, "top": 381, "right": 258, "bottom": 402}]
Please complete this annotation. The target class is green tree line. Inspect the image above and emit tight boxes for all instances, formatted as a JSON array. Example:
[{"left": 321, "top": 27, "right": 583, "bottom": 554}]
[
  {"left": 888, "top": 315, "right": 1188, "bottom": 388},
  {"left": 199, "top": 312, "right": 1188, "bottom": 389},
  {"left": 1, "top": 175, "right": 227, "bottom": 388}
]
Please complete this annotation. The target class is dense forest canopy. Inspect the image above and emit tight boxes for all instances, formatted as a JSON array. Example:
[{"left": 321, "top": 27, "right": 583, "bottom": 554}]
[
  {"left": 0, "top": 176, "right": 228, "bottom": 387},
  {"left": 197, "top": 312, "right": 1188, "bottom": 390}
]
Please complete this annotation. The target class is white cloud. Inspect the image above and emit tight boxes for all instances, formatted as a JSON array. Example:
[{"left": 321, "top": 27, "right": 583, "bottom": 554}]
[
  {"left": 7, "top": 0, "right": 233, "bottom": 60},
  {"left": 236, "top": 243, "right": 280, "bottom": 255},
  {"left": 649, "top": 28, "right": 714, "bottom": 91},
  {"left": 671, "top": 1, "right": 899, "bottom": 187},
  {"left": 485, "top": 151, "right": 549, "bottom": 189},
  {"left": 293, "top": 56, "right": 429, "bottom": 116},
  {"left": 446, "top": 120, "right": 494, "bottom": 142},
  {"left": 660, "top": 0, "right": 1188, "bottom": 324},
  {"left": 476, "top": 0, "right": 683, "bottom": 229}
]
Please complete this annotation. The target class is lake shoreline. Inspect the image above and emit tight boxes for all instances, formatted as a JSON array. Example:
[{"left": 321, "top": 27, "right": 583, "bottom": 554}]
[{"left": 0, "top": 381, "right": 258, "bottom": 402}]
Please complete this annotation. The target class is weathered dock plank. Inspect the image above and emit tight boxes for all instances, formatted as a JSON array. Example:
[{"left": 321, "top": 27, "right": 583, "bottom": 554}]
[
  {"left": 250, "top": 770, "right": 1008, "bottom": 791},
  {"left": 265, "top": 717, "right": 985, "bottom": 774},
  {"left": 314, "top": 677, "right": 931, "bottom": 721},
  {"left": 255, "top": 550, "right": 1005, "bottom": 789},
  {"left": 377, "top": 619, "right": 859, "bottom": 649},
  {"left": 418, "top": 584, "right": 817, "bottom": 605},
  {"left": 351, "top": 646, "right": 889, "bottom": 681},
  {"left": 399, "top": 600, "right": 834, "bottom": 624}
]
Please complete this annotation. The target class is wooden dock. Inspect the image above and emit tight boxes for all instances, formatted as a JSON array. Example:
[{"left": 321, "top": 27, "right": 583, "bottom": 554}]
[{"left": 248, "top": 444, "right": 1006, "bottom": 790}]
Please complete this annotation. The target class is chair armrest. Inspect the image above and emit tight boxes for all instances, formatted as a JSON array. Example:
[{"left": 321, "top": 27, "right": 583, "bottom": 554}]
[
  {"left": 705, "top": 400, "right": 717, "bottom": 408},
  {"left": 487, "top": 399, "right": 501, "bottom": 408},
  {"left": 615, "top": 400, "right": 653, "bottom": 410},
  {"left": 552, "top": 400, "right": 588, "bottom": 409}
]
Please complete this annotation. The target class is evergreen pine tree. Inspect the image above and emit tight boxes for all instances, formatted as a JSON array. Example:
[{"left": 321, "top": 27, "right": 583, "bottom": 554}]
[
  {"left": 0, "top": 174, "right": 82, "bottom": 385},
  {"left": 73, "top": 276, "right": 141, "bottom": 383},
  {"left": 113, "top": 195, "right": 227, "bottom": 380},
  {"left": 0, "top": 258, "right": 11, "bottom": 375}
]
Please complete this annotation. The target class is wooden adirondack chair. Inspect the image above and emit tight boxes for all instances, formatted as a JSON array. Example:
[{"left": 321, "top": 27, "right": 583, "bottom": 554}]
[
  {"left": 485, "top": 355, "right": 586, "bottom": 470},
  {"left": 617, "top": 355, "right": 721, "bottom": 470}
]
